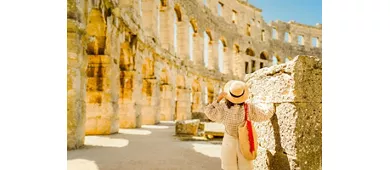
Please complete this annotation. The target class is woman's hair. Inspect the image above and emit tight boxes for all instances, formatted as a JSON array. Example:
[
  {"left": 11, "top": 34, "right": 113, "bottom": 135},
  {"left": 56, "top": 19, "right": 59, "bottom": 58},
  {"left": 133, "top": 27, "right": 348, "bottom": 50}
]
[{"left": 225, "top": 99, "right": 244, "bottom": 109}]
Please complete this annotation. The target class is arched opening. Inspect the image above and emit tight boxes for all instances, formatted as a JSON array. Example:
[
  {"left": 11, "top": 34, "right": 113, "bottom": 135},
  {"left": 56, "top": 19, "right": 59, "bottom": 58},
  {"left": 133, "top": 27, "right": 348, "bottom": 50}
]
[
  {"left": 174, "top": 5, "right": 182, "bottom": 22},
  {"left": 160, "top": 0, "right": 167, "bottom": 7},
  {"left": 258, "top": 52, "right": 268, "bottom": 69},
  {"left": 189, "top": 23, "right": 196, "bottom": 61},
  {"left": 173, "top": 5, "right": 183, "bottom": 55},
  {"left": 272, "top": 27, "right": 278, "bottom": 39},
  {"left": 203, "top": 31, "right": 212, "bottom": 67},
  {"left": 245, "top": 48, "right": 255, "bottom": 56},
  {"left": 285, "top": 56, "right": 293, "bottom": 63},
  {"left": 260, "top": 51, "right": 268, "bottom": 60},
  {"left": 272, "top": 55, "right": 281, "bottom": 66}
]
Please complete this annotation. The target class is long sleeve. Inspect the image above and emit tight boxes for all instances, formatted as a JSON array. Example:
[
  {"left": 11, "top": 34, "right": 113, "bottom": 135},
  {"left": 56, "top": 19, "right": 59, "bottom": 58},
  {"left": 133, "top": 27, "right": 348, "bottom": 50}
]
[
  {"left": 247, "top": 100, "right": 275, "bottom": 122},
  {"left": 203, "top": 100, "right": 225, "bottom": 123}
]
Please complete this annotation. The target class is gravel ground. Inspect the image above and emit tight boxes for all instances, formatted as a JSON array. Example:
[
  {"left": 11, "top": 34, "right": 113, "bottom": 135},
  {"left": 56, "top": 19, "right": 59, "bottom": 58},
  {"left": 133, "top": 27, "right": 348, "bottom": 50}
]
[{"left": 67, "top": 121, "right": 223, "bottom": 170}]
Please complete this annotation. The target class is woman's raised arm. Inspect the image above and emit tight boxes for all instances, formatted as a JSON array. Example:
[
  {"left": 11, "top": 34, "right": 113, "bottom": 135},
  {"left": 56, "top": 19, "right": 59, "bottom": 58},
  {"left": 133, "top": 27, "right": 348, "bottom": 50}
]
[{"left": 203, "top": 92, "right": 227, "bottom": 122}]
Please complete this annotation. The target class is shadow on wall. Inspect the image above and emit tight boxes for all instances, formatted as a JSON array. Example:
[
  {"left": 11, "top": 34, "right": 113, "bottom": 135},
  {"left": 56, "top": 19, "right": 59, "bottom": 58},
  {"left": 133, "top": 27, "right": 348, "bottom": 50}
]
[
  {"left": 267, "top": 114, "right": 291, "bottom": 170},
  {"left": 67, "top": 124, "right": 222, "bottom": 170}
]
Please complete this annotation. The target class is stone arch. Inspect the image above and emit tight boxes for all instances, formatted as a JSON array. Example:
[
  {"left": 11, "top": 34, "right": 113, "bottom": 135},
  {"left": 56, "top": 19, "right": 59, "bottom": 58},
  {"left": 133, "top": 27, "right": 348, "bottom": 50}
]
[
  {"left": 190, "top": 19, "right": 198, "bottom": 33},
  {"left": 245, "top": 48, "right": 255, "bottom": 56},
  {"left": 206, "top": 30, "right": 213, "bottom": 41},
  {"left": 203, "top": 31, "right": 212, "bottom": 67},
  {"left": 260, "top": 51, "right": 269, "bottom": 60},
  {"left": 160, "top": 0, "right": 168, "bottom": 7},
  {"left": 234, "top": 44, "right": 240, "bottom": 54},
  {"left": 189, "top": 20, "right": 196, "bottom": 61},
  {"left": 220, "top": 37, "right": 227, "bottom": 48},
  {"left": 218, "top": 38, "right": 227, "bottom": 73},
  {"left": 86, "top": 9, "right": 106, "bottom": 55},
  {"left": 272, "top": 54, "right": 282, "bottom": 66},
  {"left": 174, "top": 4, "right": 182, "bottom": 22}
]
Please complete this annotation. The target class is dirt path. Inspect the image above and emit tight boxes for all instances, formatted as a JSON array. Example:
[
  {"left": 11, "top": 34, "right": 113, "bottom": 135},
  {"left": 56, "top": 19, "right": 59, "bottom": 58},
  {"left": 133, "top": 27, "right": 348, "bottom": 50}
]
[{"left": 67, "top": 121, "right": 223, "bottom": 170}]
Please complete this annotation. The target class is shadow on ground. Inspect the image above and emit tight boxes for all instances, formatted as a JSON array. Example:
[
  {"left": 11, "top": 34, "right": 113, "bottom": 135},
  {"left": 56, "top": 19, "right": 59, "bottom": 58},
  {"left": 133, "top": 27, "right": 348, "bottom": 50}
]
[{"left": 67, "top": 121, "right": 222, "bottom": 170}]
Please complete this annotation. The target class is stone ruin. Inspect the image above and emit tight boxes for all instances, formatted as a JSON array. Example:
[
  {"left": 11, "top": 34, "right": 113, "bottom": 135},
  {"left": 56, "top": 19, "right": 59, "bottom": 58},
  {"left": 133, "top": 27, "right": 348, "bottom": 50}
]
[
  {"left": 245, "top": 55, "right": 322, "bottom": 170},
  {"left": 67, "top": 0, "right": 322, "bottom": 151}
]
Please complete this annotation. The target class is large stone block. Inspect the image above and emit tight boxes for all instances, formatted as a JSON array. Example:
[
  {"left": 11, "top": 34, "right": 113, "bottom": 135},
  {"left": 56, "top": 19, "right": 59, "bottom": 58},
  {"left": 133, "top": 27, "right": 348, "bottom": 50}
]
[
  {"left": 246, "top": 56, "right": 322, "bottom": 170},
  {"left": 253, "top": 102, "right": 322, "bottom": 170},
  {"left": 245, "top": 55, "right": 322, "bottom": 103},
  {"left": 175, "top": 119, "right": 200, "bottom": 135}
]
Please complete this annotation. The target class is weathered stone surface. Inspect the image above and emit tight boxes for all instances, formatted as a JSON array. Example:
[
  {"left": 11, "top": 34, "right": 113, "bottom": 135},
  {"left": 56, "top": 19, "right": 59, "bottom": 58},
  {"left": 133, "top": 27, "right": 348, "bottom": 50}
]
[
  {"left": 247, "top": 55, "right": 322, "bottom": 170},
  {"left": 67, "top": 0, "right": 321, "bottom": 150},
  {"left": 245, "top": 56, "right": 322, "bottom": 103},
  {"left": 67, "top": 0, "right": 87, "bottom": 150},
  {"left": 175, "top": 119, "right": 200, "bottom": 135}
]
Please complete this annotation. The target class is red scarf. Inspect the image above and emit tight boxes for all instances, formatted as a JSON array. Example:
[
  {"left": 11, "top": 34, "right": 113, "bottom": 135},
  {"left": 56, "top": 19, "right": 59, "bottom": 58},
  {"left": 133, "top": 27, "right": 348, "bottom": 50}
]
[{"left": 244, "top": 103, "right": 255, "bottom": 153}]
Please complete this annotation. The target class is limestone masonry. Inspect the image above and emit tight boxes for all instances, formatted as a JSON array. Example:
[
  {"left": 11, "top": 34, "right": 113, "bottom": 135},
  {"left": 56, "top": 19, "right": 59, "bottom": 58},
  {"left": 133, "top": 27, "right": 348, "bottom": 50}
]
[
  {"left": 245, "top": 56, "right": 322, "bottom": 170},
  {"left": 67, "top": 0, "right": 322, "bottom": 160}
]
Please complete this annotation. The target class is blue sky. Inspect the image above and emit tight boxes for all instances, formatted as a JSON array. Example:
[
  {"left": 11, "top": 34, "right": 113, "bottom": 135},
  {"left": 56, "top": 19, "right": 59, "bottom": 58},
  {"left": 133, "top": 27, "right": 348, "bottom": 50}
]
[{"left": 248, "top": 0, "right": 322, "bottom": 26}]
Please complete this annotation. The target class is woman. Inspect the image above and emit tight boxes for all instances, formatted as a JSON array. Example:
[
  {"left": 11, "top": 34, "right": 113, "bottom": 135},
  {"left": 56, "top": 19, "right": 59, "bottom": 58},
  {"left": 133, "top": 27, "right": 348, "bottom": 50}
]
[{"left": 204, "top": 80, "right": 275, "bottom": 170}]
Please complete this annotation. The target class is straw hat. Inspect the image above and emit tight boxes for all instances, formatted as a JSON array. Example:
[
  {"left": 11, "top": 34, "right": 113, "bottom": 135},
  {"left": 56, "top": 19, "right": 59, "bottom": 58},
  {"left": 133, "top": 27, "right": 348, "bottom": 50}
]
[{"left": 223, "top": 80, "right": 249, "bottom": 104}]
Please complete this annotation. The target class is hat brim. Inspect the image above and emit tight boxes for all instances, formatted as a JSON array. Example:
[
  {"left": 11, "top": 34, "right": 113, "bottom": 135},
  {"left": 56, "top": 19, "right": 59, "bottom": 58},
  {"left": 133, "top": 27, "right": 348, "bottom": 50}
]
[{"left": 223, "top": 80, "right": 249, "bottom": 104}]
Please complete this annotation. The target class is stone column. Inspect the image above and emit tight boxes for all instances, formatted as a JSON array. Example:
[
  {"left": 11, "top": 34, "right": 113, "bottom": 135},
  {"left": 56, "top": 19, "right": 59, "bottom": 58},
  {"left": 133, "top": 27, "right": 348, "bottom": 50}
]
[
  {"left": 177, "top": 20, "right": 190, "bottom": 60},
  {"left": 141, "top": 0, "right": 158, "bottom": 37},
  {"left": 133, "top": 71, "right": 143, "bottom": 128},
  {"left": 140, "top": 78, "right": 159, "bottom": 125},
  {"left": 176, "top": 88, "right": 192, "bottom": 120},
  {"left": 208, "top": 41, "right": 218, "bottom": 70},
  {"left": 224, "top": 47, "right": 233, "bottom": 75},
  {"left": 238, "top": 52, "right": 246, "bottom": 80},
  {"left": 193, "top": 33, "right": 204, "bottom": 66},
  {"left": 160, "top": 84, "right": 174, "bottom": 121},
  {"left": 67, "top": 0, "right": 87, "bottom": 150},
  {"left": 245, "top": 56, "right": 322, "bottom": 170},
  {"left": 159, "top": 7, "right": 175, "bottom": 54},
  {"left": 119, "top": 70, "right": 138, "bottom": 128},
  {"left": 84, "top": 9, "right": 120, "bottom": 135},
  {"left": 191, "top": 91, "right": 202, "bottom": 112},
  {"left": 85, "top": 55, "right": 119, "bottom": 135}
]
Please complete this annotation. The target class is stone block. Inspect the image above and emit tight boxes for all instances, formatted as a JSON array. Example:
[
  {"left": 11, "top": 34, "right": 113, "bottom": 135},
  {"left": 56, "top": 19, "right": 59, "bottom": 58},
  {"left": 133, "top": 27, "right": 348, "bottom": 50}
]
[
  {"left": 245, "top": 56, "right": 322, "bottom": 103},
  {"left": 191, "top": 112, "right": 210, "bottom": 121},
  {"left": 85, "top": 103, "right": 119, "bottom": 135},
  {"left": 254, "top": 102, "right": 321, "bottom": 158},
  {"left": 175, "top": 119, "right": 200, "bottom": 135},
  {"left": 246, "top": 56, "right": 322, "bottom": 170}
]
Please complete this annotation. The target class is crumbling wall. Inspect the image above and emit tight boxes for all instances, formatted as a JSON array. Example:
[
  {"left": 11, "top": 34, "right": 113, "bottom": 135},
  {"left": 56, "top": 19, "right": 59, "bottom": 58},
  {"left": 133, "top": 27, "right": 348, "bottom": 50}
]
[
  {"left": 67, "top": 0, "right": 87, "bottom": 150},
  {"left": 245, "top": 55, "right": 322, "bottom": 170}
]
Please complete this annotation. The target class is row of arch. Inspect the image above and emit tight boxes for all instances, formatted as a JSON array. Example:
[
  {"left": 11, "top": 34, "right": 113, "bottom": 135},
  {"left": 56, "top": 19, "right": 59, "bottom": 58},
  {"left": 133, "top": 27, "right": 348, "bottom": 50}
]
[{"left": 142, "top": 0, "right": 275, "bottom": 78}]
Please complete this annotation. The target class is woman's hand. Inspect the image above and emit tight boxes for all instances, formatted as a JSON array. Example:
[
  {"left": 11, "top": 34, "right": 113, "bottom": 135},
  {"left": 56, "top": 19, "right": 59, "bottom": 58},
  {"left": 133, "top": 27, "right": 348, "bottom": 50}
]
[{"left": 217, "top": 92, "right": 227, "bottom": 102}]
